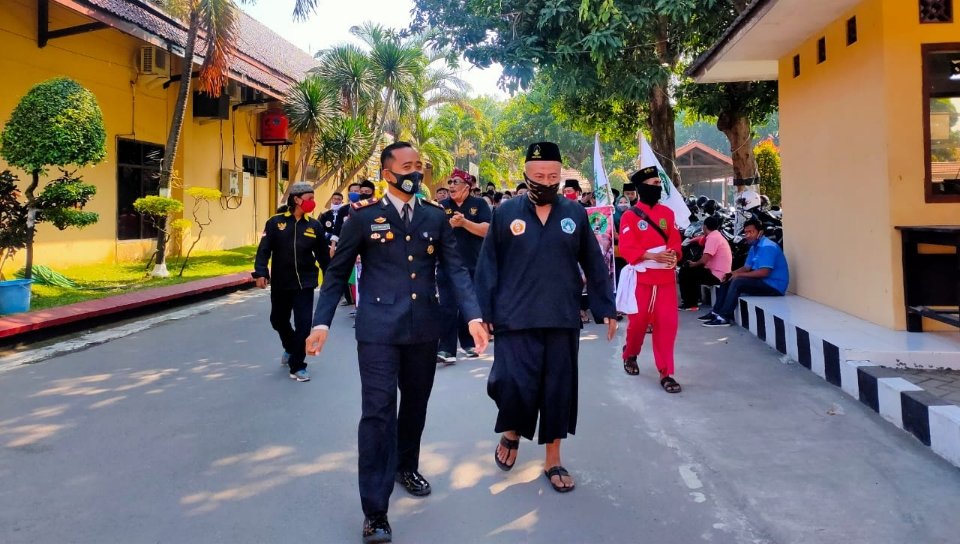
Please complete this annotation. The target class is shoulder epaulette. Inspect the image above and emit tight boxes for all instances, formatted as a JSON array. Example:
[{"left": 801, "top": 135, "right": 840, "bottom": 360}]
[
  {"left": 352, "top": 198, "right": 379, "bottom": 210},
  {"left": 421, "top": 198, "right": 443, "bottom": 209}
]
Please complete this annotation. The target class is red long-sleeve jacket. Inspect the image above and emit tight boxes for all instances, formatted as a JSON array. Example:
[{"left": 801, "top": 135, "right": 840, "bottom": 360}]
[{"left": 618, "top": 203, "right": 682, "bottom": 285}]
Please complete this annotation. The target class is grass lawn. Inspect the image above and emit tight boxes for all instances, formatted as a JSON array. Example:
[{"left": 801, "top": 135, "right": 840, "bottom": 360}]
[{"left": 26, "top": 246, "right": 257, "bottom": 311}]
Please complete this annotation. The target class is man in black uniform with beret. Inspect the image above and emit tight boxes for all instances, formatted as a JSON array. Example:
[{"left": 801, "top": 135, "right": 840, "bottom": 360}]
[
  {"left": 306, "top": 142, "right": 489, "bottom": 544},
  {"left": 475, "top": 141, "right": 617, "bottom": 494}
]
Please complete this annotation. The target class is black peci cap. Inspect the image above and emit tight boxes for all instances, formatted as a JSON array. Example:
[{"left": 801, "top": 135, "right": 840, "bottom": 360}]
[
  {"left": 630, "top": 166, "right": 660, "bottom": 185},
  {"left": 563, "top": 179, "right": 581, "bottom": 191},
  {"left": 525, "top": 142, "right": 562, "bottom": 163},
  {"left": 622, "top": 182, "right": 637, "bottom": 192}
]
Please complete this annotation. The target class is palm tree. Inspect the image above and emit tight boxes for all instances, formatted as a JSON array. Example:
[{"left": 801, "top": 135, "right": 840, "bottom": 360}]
[
  {"left": 148, "top": 0, "right": 251, "bottom": 276},
  {"left": 404, "top": 116, "right": 454, "bottom": 182},
  {"left": 283, "top": 75, "right": 339, "bottom": 197}
]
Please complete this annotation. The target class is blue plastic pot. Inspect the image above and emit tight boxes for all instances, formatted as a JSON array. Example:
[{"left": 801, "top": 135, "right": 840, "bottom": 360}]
[{"left": 0, "top": 279, "right": 33, "bottom": 315}]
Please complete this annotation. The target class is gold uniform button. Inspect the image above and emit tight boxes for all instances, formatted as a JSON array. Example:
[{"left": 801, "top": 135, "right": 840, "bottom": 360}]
[
  {"left": 411, "top": 293, "right": 417, "bottom": 300},
  {"left": 406, "top": 235, "right": 412, "bottom": 241},
  {"left": 410, "top": 273, "right": 417, "bottom": 279},
  {"left": 408, "top": 255, "right": 414, "bottom": 262}
]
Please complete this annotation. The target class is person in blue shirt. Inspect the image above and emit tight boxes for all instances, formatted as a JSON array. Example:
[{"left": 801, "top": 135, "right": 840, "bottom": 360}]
[
  {"left": 702, "top": 218, "right": 789, "bottom": 327},
  {"left": 475, "top": 141, "right": 617, "bottom": 494}
]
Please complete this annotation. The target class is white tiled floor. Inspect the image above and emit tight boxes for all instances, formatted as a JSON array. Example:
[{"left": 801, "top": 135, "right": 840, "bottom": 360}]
[{"left": 741, "top": 295, "right": 960, "bottom": 369}]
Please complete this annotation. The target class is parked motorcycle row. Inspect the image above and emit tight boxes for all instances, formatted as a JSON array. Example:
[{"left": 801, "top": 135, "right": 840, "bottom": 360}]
[{"left": 680, "top": 191, "right": 784, "bottom": 270}]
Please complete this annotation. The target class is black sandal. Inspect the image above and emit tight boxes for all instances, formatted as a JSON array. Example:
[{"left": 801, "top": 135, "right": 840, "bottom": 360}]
[
  {"left": 623, "top": 357, "right": 639, "bottom": 376},
  {"left": 660, "top": 376, "right": 682, "bottom": 394},
  {"left": 543, "top": 465, "right": 575, "bottom": 493},
  {"left": 494, "top": 435, "right": 519, "bottom": 471}
]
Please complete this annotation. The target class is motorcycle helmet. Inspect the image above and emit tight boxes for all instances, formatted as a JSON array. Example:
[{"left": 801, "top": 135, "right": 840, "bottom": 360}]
[
  {"left": 696, "top": 195, "right": 708, "bottom": 208},
  {"left": 735, "top": 189, "right": 761, "bottom": 211},
  {"left": 759, "top": 195, "right": 771, "bottom": 209}
]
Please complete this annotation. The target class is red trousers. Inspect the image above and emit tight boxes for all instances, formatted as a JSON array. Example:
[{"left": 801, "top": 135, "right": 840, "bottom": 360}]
[{"left": 623, "top": 282, "right": 678, "bottom": 377}]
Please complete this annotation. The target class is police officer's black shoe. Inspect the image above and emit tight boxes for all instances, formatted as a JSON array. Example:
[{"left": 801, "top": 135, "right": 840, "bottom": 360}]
[
  {"left": 362, "top": 515, "right": 392, "bottom": 543},
  {"left": 396, "top": 470, "right": 431, "bottom": 496}
]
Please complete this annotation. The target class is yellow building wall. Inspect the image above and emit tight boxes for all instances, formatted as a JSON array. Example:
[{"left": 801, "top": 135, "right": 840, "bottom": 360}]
[
  {"left": 778, "top": 0, "right": 960, "bottom": 329},
  {"left": 0, "top": 0, "right": 289, "bottom": 270}
]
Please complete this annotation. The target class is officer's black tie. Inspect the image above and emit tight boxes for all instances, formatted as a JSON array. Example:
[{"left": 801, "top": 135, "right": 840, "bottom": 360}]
[{"left": 402, "top": 203, "right": 412, "bottom": 230}]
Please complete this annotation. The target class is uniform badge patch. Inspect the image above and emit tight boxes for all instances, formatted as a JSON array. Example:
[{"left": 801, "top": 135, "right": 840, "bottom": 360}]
[
  {"left": 371, "top": 233, "right": 381, "bottom": 240},
  {"left": 277, "top": 223, "right": 287, "bottom": 231},
  {"left": 374, "top": 217, "right": 387, "bottom": 224},
  {"left": 659, "top": 218, "right": 668, "bottom": 230},
  {"left": 445, "top": 208, "right": 453, "bottom": 215},
  {"left": 470, "top": 207, "right": 478, "bottom": 215},
  {"left": 371, "top": 224, "right": 390, "bottom": 232},
  {"left": 510, "top": 219, "right": 526, "bottom": 236},
  {"left": 325, "top": 221, "right": 332, "bottom": 227},
  {"left": 560, "top": 218, "right": 576, "bottom": 234},
  {"left": 638, "top": 220, "right": 648, "bottom": 231},
  {"left": 385, "top": 231, "right": 394, "bottom": 240},
  {"left": 427, "top": 244, "right": 435, "bottom": 255}
]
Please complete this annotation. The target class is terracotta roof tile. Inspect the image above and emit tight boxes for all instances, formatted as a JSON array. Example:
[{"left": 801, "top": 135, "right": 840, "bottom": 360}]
[{"left": 69, "top": 0, "right": 317, "bottom": 97}]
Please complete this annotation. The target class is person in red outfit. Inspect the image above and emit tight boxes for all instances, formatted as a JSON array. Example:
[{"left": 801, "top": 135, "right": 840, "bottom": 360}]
[{"left": 617, "top": 166, "right": 683, "bottom": 393}]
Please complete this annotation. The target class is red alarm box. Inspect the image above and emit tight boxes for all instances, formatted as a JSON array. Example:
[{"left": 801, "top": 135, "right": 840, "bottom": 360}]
[{"left": 258, "top": 108, "right": 290, "bottom": 145}]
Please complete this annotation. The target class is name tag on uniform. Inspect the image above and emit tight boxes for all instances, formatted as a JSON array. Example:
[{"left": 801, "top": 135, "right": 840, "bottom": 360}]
[{"left": 371, "top": 224, "right": 391, "bottom": 232}]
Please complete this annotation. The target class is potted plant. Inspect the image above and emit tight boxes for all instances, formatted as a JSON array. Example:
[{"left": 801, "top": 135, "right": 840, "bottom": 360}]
[{"left": 0, "top": 77, "right": 106, "bottom": 313}]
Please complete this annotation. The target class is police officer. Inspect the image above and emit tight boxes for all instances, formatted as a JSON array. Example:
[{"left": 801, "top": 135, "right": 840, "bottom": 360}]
[
  {"left": 252, "top": 182, "right": 328, "bottom": 382},
  {"left": 306, "top": 142, "right": 489, "bottom": 544},
  {"left": 475, "top": 142, "right": 617, "bottom": 494},
  {"left": 436, "top": 168, "right": 491, "bottom": 364}
]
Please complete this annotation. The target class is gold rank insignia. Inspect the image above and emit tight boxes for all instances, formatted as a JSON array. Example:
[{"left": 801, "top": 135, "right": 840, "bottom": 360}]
[
  {"left": 277, "top": 222, "right": 287, "bottom": 231},
  {"left": 374, "top": 217, "right": 387, "bottom": 224},
  {"left": 385, "top": 231, "right": 394, "bottom": 240},
  {"left": 427, "top": 244, "right": 435, "bottom": 255}
]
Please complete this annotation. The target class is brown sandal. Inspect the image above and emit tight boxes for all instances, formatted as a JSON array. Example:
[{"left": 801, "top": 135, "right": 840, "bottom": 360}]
[
  {"left": 660, "top": 376, "right": 682, "bottom": 393},
  {"left": 623, "top": 357, "right": 639, "bottom": 375}
]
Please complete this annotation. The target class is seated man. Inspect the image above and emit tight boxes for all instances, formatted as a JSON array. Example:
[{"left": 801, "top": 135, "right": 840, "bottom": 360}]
[
  {"left": 678, "top": 215, "right": 731, "bottom": 310},
  {"left": 701, "top": 218, "right": 789, "bottom": 327}
]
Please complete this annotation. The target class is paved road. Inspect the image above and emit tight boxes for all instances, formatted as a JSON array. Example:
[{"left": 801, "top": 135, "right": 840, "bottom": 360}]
[{"left": 1, "top": 290, "right": 958, "bottom": 544}]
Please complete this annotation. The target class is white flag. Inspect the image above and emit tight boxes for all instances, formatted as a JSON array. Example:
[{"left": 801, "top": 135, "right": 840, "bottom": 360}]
[
  {"left": 593, "top": 134, "right": 612, "bottom": 206},
  {"left": 638, "top": 133, "right": 690, "bottom": 229}
]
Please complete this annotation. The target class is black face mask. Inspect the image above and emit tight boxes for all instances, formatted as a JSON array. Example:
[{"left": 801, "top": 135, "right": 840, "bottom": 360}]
[
  {"left": 523, "top": 174, "right": 559, "bottom": 207},
  {"left": 387, "top": 170, "right": 423, "bottom": 195},
  {"left": 637, "top": 184, "right": 662, "bottom": 206}
]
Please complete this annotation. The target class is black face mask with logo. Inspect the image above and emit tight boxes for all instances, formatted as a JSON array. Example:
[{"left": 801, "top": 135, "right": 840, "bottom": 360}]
[
  {"left": 523, "top": 174, "right": 559, "bottom": 207},
  {"left": 387, "top": 171, "right": 423, "bottom": 195}
]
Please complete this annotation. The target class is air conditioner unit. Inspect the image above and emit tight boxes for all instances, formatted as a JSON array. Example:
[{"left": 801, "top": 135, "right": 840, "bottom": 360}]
[
  {"left": 220, "top": 169, "right": 250, "bottom": 198},
  {"left": 139, "top": 46, "right": 170, "bottom": 78},
  {"left": 226, "top": 81, "right": 242, "bottom": 103}
]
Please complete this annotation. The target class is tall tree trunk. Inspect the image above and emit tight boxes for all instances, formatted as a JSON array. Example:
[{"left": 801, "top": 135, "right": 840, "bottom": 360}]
[
  {"left": 647, "top": 82, "right": 679, "bottom": 186},
  {"left": 717, "top": 111, "right": 757, "bottom": 180},
  {"left": 153, "top": 11, "right": 200, "bottom": 277},
  {"left": 22, "top": 170, "right": 40, "bottom": 280}
]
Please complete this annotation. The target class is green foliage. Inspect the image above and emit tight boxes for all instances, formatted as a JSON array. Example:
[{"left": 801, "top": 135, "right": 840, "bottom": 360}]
[
  {"left": 14, "top": 264, "right": 76, "bottom": 288},
  {"left": 185, "top": 187, "right": 222, "bottom": 200},
  {"left": 754, "top": 139, "right": 782, "bottom": 206},
  {"left": 0, "top": 170, "right": 28, "bottom": 261},
  {"left": 134, "top": 195, "right": 184, "bottom": 217},
  {"left": 35, "top": 171, "right": 99, "bottom": 230},
  {"left": 0, "top": 78, "right": 106, "bottom": 174}
]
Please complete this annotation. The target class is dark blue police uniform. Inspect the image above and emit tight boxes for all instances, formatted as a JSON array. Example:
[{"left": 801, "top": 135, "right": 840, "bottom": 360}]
[
  {"left": 312, "top": 194, "right": 481, "bottom": 518},
  {"left": 253, "top": 211, "right": 329, "bottom": 374},
  {"left": 437, "top": 195, "right": 491, "bottom": 355},
  {"left": 475, "top": 195, "right": 615, "bottom": 443}
]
